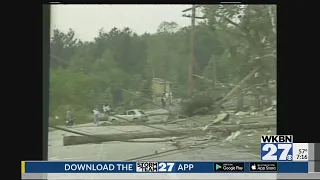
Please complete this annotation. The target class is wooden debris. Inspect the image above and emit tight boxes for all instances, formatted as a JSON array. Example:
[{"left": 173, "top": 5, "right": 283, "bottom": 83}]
[
  {"left": 218, "top": 67, "right": 261, "bottom": 104},
  {"left": 235, "top": 111, "right": 249, "bottom": 116},
  {"left": 63, "top": 121, "right": 276, "bottom": 146},
  {"left": 211, "top": 113, "right": 229, "bottom": 124},
  {"left": 263, "top": 106, "right": 275, "bottom": 112},
  {"left": 224, "top": 131, "right": 241, "bottom": 142}
]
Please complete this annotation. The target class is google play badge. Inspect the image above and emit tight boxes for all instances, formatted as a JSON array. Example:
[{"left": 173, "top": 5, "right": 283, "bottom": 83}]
[{"left": 215, "top": 163, "right": 222, "bottom": 171}]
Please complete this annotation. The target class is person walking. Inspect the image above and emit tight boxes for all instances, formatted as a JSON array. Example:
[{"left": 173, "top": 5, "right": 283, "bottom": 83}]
[{"left": 93, "top": 108, "right": 100, "bottom": 125}]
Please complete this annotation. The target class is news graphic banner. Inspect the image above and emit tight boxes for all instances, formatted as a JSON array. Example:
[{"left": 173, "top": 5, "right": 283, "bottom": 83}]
[
  {"left": 260, "top": 135, "right": 308, "bottom": 161},
  {"left": 21, "top": 161, "right": 308, "bottom": 173}
]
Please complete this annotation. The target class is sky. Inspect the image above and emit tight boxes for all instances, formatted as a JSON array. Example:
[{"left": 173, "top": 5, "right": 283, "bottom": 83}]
[{"left": 51, "top": 5, "right": 203, "bottom": 41}]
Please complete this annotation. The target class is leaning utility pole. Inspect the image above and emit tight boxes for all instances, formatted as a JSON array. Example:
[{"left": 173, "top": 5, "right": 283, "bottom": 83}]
[{"left": 182, "top": 5, "right": 203, "bottom": 97}]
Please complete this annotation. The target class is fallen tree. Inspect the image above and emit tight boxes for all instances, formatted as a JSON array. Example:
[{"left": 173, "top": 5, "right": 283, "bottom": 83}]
[
  {"left": 167, "top": 66, "right": 262, "bottom": 125},
  {"left": 63, "top": 121, "right": 276, "bottom": 146}
]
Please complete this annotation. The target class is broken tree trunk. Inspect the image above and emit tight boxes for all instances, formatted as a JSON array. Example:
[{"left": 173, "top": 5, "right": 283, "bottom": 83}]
[
  {"left": 63, "top": 121, "right": 276, "bottom": 146},
  {"left": 146, "top": 112, "right": 170, "bottom": 116},
  {"left": 218, "top": 66, "right": 261, "bottom": 104}
]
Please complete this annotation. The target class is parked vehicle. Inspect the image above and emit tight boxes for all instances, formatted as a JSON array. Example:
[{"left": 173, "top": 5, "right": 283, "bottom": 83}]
[{"left": 108, "top": 109, "right": 148, "bottom": 122}]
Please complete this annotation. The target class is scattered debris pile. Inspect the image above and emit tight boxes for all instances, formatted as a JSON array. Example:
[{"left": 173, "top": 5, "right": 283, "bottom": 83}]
[
  {"left": 180, "top": 95, "right": 224, "bottom": 117},
  {"left": 62, "top": 105, "right": 276, "bottom": 149},
  {"left": 163, "top": 106, "right": 276, "bottom": 156}
]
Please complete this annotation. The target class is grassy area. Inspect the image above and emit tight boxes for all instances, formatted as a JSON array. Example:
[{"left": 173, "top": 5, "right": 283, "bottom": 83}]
[{"left": 50, "top": 107, "right": 92, "bottom": 126}]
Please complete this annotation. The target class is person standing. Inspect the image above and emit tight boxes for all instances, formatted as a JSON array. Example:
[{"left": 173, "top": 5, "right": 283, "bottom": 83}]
[
  {"left": 168, "top": 92, "right": 173, "bottom": 105},
  {"left": 103, "top": 104, "right": 111, "bottom": 117},
  {"left": 165, "top": 92, "right": 169, "bottom": 99},
  {"left": 93, "top": 108, "right": 100, "bottom": 125},
  {"left": 165, "top": 92, "right": 170, "bottom": 106},
  {"left": 161, "top": 93, "right": 167, "bottom": 108},
  {"left": 103, "top": 105, "right": 106, "bottom": 116}
]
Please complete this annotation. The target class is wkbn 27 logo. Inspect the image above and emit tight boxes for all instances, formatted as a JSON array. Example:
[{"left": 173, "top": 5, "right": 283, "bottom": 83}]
[{"left": 261, "top": 135, "right": 293, "bottom": 161}]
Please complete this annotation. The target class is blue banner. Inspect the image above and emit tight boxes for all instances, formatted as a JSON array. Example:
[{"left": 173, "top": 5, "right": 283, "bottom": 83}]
[{"left": 22, "top": 161, "right": 308, "bottom": 173}]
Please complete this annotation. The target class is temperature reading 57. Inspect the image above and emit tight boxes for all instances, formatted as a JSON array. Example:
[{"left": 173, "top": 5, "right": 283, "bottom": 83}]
[{"left": 299, "top": 149, "right": 307, "bottom": 154}]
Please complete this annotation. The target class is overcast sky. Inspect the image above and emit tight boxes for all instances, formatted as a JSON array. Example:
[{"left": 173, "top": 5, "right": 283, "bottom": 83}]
[{"left": 51, "top": 5, "right": 202, "bottom": 41}]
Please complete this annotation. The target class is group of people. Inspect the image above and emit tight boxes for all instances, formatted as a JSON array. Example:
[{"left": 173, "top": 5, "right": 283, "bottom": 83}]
[
  {"left": 161, "top": 91, "right": 173, "bottom": 108},
  {"left": 93, "top": 104, "right": 111, "bottom": 125},
  {"left": 65, "top": 104, "right": 112, "bottom": 127}
]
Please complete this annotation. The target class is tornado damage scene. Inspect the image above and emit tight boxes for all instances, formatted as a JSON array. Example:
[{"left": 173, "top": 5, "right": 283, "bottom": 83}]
[{"left": 49, "top": 4, "right": 277, "bottom": 162}]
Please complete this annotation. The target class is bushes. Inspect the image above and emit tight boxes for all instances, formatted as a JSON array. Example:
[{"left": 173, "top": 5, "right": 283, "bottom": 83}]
[
  {"left": 50, "top": 105, "right": 92, "bottom": 126},
  {"left": 181, "top": 95, "right": 214, "bottom": 117}
]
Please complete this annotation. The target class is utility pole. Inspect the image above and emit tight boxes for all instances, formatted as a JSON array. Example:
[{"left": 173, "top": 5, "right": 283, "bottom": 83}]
[
  {"left": 210, "top": 55, "right": 216, "bottom": 90},
  {"left": 182, "top": 5, "right": 204, "bottom": 97}
]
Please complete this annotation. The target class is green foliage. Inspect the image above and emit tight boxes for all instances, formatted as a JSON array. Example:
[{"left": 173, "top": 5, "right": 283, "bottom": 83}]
[{"left": 50, "top": 5, "right": 276, "bottom": 123}]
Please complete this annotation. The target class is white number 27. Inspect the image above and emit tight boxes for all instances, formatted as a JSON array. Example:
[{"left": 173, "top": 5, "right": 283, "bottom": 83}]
[
  {"left": 262, "top": 144, "right": 292, "bottom": 160},
  {"left": 159, "top": 162, "right": 175, "bottom": 172}
]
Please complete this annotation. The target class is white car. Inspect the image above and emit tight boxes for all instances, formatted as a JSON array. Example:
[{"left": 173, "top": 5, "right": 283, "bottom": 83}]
[{"left": 108, "top": 109, "right": 148, "bottom": 122}]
